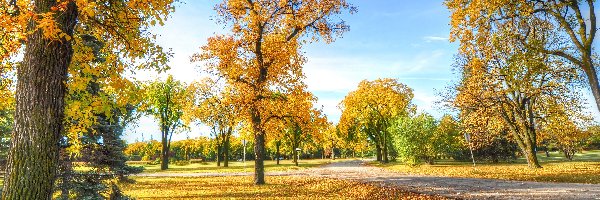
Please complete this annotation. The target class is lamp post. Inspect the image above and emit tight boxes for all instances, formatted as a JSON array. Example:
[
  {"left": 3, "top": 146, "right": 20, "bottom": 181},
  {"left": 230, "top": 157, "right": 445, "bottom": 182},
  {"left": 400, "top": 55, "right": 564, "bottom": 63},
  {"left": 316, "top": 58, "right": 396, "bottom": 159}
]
[
  {"left": 295, "top": 148, "right": 301, "bottom": 165},
  {"left": 464, "top": 133, "right": 476, "bottom": 167},
  {"left": 242, "top": 139, "right": 246, "bottom": 163}
]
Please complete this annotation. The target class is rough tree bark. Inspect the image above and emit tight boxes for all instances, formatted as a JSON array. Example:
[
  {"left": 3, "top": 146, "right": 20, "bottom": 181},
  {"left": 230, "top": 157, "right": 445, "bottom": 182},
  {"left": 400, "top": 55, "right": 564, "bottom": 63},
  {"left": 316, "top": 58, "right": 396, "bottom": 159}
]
[
  {"left": 275, "top": 141, "right": 281, "bottom": 165},
  {"left": 161, "top": 128, "right": 170, "bottom": 170},
  {"left": 251, "top": 108, "right": 266, "bottom": 185},
  {"left": 223, "top": 131, "right": 230, "bottom": 167},
  {"left": 2, "top": 1, "right": 78, "bottom": 199}
]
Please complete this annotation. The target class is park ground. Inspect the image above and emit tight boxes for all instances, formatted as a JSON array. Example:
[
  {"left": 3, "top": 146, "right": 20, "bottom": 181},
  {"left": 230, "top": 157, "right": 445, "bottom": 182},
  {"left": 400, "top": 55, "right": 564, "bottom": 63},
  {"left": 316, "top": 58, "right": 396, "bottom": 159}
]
[{"left": 120, "top": 150, "right": 600, "bottom": 199}]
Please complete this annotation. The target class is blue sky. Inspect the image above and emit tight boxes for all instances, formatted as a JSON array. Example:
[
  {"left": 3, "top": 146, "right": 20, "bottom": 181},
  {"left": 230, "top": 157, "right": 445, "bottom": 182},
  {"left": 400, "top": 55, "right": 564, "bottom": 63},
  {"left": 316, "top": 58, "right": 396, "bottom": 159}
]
[{"left": 123, "top": 0, "right": 600, "bottom": 143}]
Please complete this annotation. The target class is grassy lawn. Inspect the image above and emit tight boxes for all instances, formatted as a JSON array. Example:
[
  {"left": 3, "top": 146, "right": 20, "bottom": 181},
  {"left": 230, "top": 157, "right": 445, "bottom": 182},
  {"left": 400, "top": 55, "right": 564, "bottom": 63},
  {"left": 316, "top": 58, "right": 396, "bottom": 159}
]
[
  {"left": 121, "top": 176, "right": 443, "bottom": 199},
  {"left": 371, "top": 150, "right": 600, "bottom": 184},
  {"left": 132, "top": 159, "right": 350, "bottom": 174}
]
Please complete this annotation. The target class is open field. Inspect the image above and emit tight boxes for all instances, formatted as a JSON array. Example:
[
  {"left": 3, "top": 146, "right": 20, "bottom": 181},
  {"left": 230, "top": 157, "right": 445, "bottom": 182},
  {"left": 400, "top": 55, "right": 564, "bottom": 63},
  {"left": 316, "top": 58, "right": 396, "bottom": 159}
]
[
  {"left": 121, "top": 176, "right": 442, "bottom": 199},
  {"left": 371, "top": 150, "right": 600, "bottom": 184}
]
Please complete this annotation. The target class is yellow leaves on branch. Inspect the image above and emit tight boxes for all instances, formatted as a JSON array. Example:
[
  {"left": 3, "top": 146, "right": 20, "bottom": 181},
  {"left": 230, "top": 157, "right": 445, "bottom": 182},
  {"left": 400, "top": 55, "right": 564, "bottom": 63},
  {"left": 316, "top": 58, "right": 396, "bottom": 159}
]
[
  {"left": 195, "top": 1, "right": 355, "bottom": 156},
  {"left": 339, "top": 78, "right": 415, "bottom": 131},
  {"left": 0, "top": 0, "right": 178, "bottom": 154}
]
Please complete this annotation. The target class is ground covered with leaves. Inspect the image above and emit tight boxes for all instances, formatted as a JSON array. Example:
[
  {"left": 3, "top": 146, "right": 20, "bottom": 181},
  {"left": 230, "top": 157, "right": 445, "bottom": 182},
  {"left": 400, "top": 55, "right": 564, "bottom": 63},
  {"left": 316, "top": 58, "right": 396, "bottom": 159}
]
[
  {"left": 121, "top": 176, "right": 443, "bottom": 199},
  {"left": 372, "top": 151, "right": 600, "bottom": 184},
  {"left": 131, "top": 159, "right": 346, "bottom": 174}
]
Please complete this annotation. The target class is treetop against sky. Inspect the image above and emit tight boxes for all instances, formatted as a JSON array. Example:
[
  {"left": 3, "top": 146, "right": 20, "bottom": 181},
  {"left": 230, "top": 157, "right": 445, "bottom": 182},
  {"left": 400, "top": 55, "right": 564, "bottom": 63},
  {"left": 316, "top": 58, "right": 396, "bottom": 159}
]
[{"left": 124, "top": 0, "right": 600, "bottom": 143}]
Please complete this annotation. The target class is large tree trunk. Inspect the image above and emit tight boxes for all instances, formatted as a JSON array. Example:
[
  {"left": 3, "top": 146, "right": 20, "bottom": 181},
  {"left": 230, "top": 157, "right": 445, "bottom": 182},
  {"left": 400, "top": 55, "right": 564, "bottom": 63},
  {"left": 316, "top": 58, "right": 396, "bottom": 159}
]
[
  {"left": 223, "top": 135, "right": 229, "bottom": 167},
  {"left": 583, "top": 60, "right": 600, "bottom": 113},
  {"left": 253, "top": 132, "right": 266, "bottom": 184},
  {"left": 382, "top": 138, "right": 389, "bottom": 163},
  {"left": 216, "top": 144, "right": 221, "bottom": 167},
  {"left": 251, "top": 107, "right": 266, "bottom": 185},
  {"left": 375, "top": 143, "right": 382, "bottom": 162},
  {"left": 293, "top": 149, "right": 298, "bottom": 166},
  {"left": 276, "top": 142, "right": 280, "bottom": 165},
  {"left": 2, "top": 1, "right": 77, "bottom": 199},
  {"left": 331, "top": 147, "right": 335, "bottom": 160},
  {"left": 523, "top": 144, "right": 541, "bottom": 168},
  {"left": 161, "top": 129, "right": 170, "bottom": 170}
]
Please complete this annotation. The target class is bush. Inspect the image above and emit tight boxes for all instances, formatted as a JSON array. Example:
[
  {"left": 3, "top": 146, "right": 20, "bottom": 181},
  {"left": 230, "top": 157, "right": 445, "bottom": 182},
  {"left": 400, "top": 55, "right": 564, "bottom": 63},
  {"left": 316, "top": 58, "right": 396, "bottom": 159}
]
[
  {"left": 173, "top": 160, "right": 190, "bottom": 166},
  {"left": 149, "top": 159, "right": 161, "bottom": 165},
  {"left": 125, "top": 161, "right": 150, "bottom": 165},
  {"left": 452, "top": 134, "right": 518, "bottom": 163}
]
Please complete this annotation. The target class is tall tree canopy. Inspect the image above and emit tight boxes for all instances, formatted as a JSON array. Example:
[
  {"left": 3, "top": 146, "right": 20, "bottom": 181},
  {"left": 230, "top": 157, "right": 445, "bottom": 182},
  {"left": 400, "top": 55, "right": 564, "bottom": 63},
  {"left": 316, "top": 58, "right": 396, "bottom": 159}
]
[
  {"left": 450, "top": 22, "right": 590, "bottom": 167},
  {"left": 194, "top": 0, "right": 355, "bottom": 184},
  {"left": 339, "top": 78, "right": 415, "bottom": 163},
  {"left": 0, "top": 0, "right": 175, "bottom": 198},
  {"left": 446, "top": 0, "right": 600, "bottom": 112}
]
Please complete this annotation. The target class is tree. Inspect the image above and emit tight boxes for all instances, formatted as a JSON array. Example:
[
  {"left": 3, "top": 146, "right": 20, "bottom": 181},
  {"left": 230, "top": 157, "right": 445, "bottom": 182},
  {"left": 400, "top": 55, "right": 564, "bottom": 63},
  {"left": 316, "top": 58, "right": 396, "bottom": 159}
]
[
  {"left": 283, "top": 108, "right": 326, "bottom": 166},
  {"left": 540, "top": 110, "right": 592, "bottom": 160},
  {"left": 339, "top": 78, "right": 415, "bottom": 163},
  {"left": 446, "top": 0, "right": 600, "bottom": 112},
  {"left": 188, "top": 79, "right": 241, "bottom": 167},
  {"left": 436, "top": 114, "right": 465, "bottom": 159},
  {"left": 450, "top": 23, "right": 589, "bottom": 167},
  {"left": 145, "top": 75, "right": 189, "bottom": 170},
  {"left": 0, "top": 0, "right": 175, "bottom": 197},
  {"left": 320, "top": 123, "right": 341, "bottom": 160},
  {"left": 391, "top": 113, "right": 458, "bottom": 165},
  {"left": 195, "top": 0, "right": 354, "bottom": 184}
]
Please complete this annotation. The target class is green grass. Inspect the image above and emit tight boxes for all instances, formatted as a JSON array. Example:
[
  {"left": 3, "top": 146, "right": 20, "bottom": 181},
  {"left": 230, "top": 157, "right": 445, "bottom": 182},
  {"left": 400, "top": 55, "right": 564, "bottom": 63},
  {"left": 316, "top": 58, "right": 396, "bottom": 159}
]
[
  {"left": 371, "top": 150, "right": 600, "bottom": 184},
  {"left": 132, "top": 159, "right": 349, "bottom": 174},
  {"left": 121, "top": 176, "right": 443, "bottom": 199}
]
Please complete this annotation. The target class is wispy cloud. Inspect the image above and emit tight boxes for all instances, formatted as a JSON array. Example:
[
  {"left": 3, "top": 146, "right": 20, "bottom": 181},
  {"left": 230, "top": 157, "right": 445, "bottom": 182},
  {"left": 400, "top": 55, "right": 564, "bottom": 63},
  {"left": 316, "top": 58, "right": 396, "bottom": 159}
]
[{"left": 423, "top": 36, "right": 449, "bottom": 43}]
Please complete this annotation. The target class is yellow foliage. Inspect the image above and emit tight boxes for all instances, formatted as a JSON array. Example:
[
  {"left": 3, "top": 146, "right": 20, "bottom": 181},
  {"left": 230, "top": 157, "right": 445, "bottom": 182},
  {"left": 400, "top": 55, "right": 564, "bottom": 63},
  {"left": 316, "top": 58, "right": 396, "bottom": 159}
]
[{"left": 121, "top": 176, "right": 442, "bottom": 199}]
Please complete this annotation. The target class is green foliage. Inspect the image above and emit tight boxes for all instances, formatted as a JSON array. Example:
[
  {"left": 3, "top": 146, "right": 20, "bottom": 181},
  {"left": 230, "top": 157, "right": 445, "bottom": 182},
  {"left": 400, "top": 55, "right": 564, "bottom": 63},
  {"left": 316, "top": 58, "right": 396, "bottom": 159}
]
[
  {"left": 391, "top": 114, "right": 437, "bottom": 165},
  {"left": 144, "top": 75, "right": 188, "bottom": 136},
  {"left": 391, "top": 113, "right": 462, "bottom": 165}
]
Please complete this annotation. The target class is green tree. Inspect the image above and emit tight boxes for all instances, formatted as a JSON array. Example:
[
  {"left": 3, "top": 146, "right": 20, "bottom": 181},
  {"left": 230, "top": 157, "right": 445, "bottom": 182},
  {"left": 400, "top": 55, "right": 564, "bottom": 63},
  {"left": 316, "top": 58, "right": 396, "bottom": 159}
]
[
  {"left": 145, "top": 75, "right": 189, "bottom": 170},
  {"left": 339, "top": 78, "right": 415, "bottom": 163},
  {"left": 391, "top": 113, "right": 443, "bottom": 165}
]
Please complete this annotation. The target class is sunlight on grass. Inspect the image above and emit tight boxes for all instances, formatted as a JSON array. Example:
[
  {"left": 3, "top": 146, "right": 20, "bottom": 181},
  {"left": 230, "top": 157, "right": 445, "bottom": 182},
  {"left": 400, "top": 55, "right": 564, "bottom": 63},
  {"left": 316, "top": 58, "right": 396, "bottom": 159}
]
[
  {"left": 121, "top": 176, "right": 443, "bottom": 199},
  {"left": 132, "top": 159, "right": 350, "bottom": 174},
  {"left": 371, "top": 150, "right": 600, "bottom": 184}
]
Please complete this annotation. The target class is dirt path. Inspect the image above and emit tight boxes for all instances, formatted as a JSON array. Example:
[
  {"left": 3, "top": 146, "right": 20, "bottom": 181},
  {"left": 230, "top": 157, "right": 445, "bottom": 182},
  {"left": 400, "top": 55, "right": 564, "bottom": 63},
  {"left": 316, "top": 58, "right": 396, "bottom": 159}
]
[{"left": 136, "top": 160, "right": 600, "bottom": 199}]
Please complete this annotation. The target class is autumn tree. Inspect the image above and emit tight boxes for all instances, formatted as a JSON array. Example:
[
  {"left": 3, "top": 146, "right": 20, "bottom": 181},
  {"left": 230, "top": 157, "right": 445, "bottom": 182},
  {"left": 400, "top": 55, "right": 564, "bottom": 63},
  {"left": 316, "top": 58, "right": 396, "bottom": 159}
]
[
  {"left": 446, "top": 0, "right": 600, "bottom": 112},
  {"left": 319, "top": 123, "right": 341, "bottom": 160},
  {"left": 145, "top": 75, "right": 189, "bottom": 170},
  {"left": 339, "top": 78, "right": 415, "bottom": 163},
  {"left": 436, "top": 114, "right": 464, "bottom": 157},
  {"left": 195, "top": 0, "right": 354, "bottom": 184},
  {"left": 0, "top": 0, "right": 175, "bottom": 198},
  {"left": 450, "top": 21, "right": 589, "bottom": 168},
  {"left": 188, "top": 79, "right": 241, "bottom": 167},
  {"left": 285, "top": 109, "right": 326, "bottom": 166},
  {"left": 540, "top": 108, "right": 592, "bottom": 160},
  {"left": 336, "top": 120, "right": 367, "bottom": 158}
]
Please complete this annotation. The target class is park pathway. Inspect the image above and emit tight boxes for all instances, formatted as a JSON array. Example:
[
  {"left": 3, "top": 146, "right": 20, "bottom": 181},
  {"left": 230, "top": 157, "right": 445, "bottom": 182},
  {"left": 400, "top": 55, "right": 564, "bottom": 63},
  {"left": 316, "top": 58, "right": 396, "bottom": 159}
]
[{"left": 136, "top": 160, "right": 600, "bottom": 199}]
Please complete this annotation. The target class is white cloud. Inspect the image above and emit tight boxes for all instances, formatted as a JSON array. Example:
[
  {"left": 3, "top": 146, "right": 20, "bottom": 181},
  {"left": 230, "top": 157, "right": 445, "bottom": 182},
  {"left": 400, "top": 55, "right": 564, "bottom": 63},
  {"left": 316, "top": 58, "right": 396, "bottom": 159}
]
[{"left": 423, "top": 36, "right": 449, "bottom": 43}]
